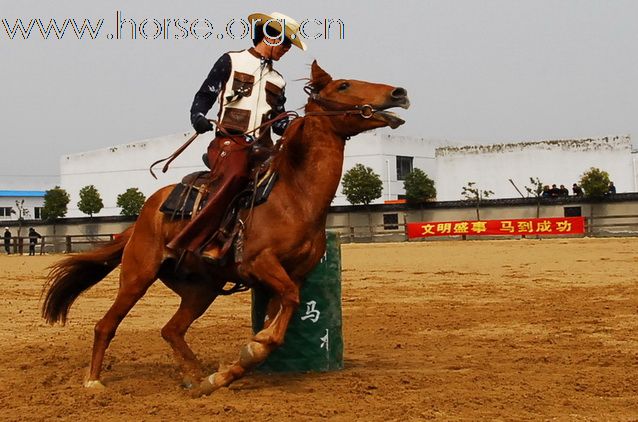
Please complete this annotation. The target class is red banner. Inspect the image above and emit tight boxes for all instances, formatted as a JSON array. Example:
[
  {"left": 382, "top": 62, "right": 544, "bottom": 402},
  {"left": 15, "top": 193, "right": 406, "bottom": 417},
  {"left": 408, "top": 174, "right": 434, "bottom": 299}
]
[{"left": 406, "top": 217, "right": 585, "bottom": 239}]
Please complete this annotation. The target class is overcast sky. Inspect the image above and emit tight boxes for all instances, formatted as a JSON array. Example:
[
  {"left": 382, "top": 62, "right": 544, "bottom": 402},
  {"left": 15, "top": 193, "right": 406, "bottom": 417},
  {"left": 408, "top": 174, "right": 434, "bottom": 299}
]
[{"left": 1, "top": 0, "right": 637, "bottom": 185}]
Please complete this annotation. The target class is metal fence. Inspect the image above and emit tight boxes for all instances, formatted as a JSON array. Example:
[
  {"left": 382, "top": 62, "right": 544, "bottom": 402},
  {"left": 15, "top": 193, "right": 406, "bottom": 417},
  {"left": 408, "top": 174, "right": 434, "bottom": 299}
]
[
  {"left": 4, "top": 234, "right": 117, "bottom": 255},
  {"left": 2, "top": 214, "right": 637, "bottom": 254}
]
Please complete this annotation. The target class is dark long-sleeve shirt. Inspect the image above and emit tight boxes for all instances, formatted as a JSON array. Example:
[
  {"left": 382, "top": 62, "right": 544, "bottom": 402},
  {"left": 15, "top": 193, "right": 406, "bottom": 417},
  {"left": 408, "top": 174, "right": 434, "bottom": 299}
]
[{"left": 190, "top": 54, "right": 231, "bottom": 127}]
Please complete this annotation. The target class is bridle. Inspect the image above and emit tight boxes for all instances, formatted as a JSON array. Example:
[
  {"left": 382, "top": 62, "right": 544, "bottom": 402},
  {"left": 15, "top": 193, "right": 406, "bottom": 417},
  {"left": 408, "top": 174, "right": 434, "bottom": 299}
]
[
  {"left": 303, "top": 85, "right": 378, "bottom": 119},
  {"left": 150, "top": 85, "right": 381, "bottom": 178}
]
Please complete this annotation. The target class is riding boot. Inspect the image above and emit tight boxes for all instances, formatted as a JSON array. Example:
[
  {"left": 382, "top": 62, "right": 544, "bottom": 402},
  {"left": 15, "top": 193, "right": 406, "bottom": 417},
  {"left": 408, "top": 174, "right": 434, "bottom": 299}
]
[{"left": 167, "top": 135, "right": 250, "bottom": 259}]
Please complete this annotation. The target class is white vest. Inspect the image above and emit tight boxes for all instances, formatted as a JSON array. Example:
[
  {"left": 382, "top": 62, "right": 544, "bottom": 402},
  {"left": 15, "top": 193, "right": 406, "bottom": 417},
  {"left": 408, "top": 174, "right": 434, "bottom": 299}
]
[{"left": 218, "top": 49, "right": 285, "bottom": 139}]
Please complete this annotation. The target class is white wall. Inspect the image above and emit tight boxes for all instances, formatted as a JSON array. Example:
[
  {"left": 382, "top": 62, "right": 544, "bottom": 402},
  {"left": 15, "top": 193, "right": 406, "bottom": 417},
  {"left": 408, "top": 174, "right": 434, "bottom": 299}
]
[
  {"left": 435, "top": 135, "right": 634, "bottom": 201},
  {"left": 60, "top": 130, "right": 442, "bottom": 215},
  {"left": 61, "top": 132, "right": 209, "bottom": 217},
  {"left": 337, "top": 132, "right": 439, "bottom": 205},
  {"left": 61, "top": 130, "right": 635, "bottom": 215}
]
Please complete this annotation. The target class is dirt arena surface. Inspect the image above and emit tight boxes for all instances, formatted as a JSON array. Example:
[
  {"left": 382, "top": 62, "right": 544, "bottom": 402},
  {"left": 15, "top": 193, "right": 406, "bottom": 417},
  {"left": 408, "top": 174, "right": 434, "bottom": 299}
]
[{"left": 1, "top": 237, "right": 637, "bottom": 421}]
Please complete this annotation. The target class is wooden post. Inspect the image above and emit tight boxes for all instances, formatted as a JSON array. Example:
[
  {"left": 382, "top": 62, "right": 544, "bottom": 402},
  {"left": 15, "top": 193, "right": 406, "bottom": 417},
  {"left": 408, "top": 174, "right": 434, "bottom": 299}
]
[
  {"left": 65, "top": 236, "right": 72, "bottom": 253},
  {"left": 403, "top": 214, "right": 408, "bottom": 241}
]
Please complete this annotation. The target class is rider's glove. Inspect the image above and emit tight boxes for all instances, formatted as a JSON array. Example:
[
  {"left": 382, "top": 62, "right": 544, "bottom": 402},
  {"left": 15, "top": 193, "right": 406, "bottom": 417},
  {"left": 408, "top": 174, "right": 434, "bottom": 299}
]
[{"left": 193, "top": 114, "right": 213, "bottom": 134}]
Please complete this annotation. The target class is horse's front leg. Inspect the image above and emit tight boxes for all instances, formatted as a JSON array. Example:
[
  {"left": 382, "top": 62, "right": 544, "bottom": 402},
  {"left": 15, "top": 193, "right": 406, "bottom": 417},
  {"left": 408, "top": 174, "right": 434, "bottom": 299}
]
[{"left": 196, "top": 250, "right": 299, "bottom": 396}]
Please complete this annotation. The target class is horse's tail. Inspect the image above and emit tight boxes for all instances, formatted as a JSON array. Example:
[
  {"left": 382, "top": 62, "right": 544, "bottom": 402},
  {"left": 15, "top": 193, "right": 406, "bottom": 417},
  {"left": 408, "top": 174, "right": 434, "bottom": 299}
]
[{"left": 41, "top": 226, "right": 134, "bottom": 325}]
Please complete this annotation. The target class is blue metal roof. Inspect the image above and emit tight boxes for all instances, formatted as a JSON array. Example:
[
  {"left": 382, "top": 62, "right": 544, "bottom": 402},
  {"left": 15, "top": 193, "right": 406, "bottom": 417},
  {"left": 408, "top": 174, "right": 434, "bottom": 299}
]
[{"left": 0, "top": 190, "right": 46, "bottom": 197}]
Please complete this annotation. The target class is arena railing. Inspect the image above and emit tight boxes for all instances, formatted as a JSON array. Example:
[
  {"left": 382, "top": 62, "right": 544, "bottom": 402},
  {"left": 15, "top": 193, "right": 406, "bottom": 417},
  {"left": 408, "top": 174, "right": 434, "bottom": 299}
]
[{"left": 3, "top": 214, "right": 637, "bottom": 254}]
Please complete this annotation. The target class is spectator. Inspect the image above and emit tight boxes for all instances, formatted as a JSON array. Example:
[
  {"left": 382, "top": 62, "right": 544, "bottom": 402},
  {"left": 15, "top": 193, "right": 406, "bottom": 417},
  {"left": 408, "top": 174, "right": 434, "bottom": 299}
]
[
  {"left": 3, "top": 227, "right": 11, "bottom": 254},
  {"left": 28, "top": 227, "right": 42, "bottom": 256},
  {"left": 542, "top": 185, "right": 551, "bottom": 198},
  {"left": 559, "top": 184, "right": 569, "bottom": 197},
  {"left": 549, "top": 184, "right": 561, "bottom": 198},
  {"left": 572, "top": 183, "right": 584, "bottom": 196},
  {"left": 607, "top": 181, "right": 616, "bottom": 195}
]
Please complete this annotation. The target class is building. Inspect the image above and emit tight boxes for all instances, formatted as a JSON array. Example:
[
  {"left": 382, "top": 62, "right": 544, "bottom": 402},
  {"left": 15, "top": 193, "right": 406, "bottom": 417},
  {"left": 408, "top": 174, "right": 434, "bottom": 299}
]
[
  {"left": 435, "top": 135, "right": 638, "bottom": 201},
  {"left": 60, "top": 132, "right": 206, "bottom": 217},
  {"left": 59, "top": 131, "right": 637, "bottom": 217},
  {"left": 60, "top": 131, "right": 444, "bottom": 216},
  {"left": 0, "top": 190, "right": 46, "bottom": 221},
  {"left": 338, "top": 132, "right": 441, "bottom": 205}
]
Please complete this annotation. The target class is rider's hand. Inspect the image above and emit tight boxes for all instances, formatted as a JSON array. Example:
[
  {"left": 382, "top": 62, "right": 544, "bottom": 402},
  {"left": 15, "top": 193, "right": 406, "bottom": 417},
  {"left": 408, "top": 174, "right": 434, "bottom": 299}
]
[{"left": 193, "top": 115, "right": 213, "bottom": 134}]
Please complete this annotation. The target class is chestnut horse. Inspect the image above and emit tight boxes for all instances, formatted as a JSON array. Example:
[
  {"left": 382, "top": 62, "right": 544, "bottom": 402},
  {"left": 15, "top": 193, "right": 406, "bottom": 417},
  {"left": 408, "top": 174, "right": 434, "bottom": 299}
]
[{"left": 42, "top": 61, "right": 409, "bottom": 395}]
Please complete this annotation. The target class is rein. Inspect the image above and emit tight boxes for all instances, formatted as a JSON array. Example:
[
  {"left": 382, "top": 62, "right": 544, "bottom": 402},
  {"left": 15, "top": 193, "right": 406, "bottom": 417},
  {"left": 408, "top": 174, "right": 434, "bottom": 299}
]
[
  {"left": 149, "top": 84, "right": 381, "bottom": 178},
  {"left": 149, "top": 111, "right": 298, "bottom": 179}
]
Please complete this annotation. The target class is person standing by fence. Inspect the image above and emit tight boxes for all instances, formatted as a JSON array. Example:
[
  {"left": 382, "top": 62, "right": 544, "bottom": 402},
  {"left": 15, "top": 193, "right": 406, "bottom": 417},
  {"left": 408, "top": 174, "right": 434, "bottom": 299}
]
[
  {"left": 28, "top": 227, "right": 41, "bottom": 256},
  {"left": 4, "top": 227, "right": 11, "bottom": 254}
]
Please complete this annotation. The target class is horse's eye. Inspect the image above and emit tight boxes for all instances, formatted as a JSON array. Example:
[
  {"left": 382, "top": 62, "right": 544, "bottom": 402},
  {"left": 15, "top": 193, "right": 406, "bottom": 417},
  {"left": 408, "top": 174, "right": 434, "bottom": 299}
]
[{"left": 338, "top": 82, "right": 350, "bottom": 91}]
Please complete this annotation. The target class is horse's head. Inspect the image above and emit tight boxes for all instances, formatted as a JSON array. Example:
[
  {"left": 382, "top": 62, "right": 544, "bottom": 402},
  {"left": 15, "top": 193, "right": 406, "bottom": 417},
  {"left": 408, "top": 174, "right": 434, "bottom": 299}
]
[{"left": 305, "top": 61, "right": 410, "bottom": 137}]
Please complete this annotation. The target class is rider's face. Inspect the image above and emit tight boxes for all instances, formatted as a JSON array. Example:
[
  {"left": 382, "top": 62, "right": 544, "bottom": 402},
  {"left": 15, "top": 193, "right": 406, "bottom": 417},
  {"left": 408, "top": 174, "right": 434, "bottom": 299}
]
[{"left": 263, "top": 36, "right": 292, "bottom": 61}]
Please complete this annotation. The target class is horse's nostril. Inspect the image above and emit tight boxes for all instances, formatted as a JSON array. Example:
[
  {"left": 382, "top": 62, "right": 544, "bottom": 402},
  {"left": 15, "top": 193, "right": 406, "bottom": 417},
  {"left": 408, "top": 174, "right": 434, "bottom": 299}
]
[{"left": 391, "top": 87, "right": 407, "bottom": 98}]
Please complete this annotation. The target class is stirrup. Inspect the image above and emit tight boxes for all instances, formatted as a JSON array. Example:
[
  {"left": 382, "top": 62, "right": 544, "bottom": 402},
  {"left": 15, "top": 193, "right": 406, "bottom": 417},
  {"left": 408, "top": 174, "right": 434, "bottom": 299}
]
[
  {"left": 197, "top": 239, "right": 225, "bottom": 264},
  {"left": 200, "top": 246, "right": 223, "bottom": 262}
]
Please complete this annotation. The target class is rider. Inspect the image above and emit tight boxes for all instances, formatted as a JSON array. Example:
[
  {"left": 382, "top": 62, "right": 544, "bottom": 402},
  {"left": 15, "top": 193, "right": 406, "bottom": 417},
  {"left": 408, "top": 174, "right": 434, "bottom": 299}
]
[{"left": 167, "top": 12, "right": 306, "bottom": 261}]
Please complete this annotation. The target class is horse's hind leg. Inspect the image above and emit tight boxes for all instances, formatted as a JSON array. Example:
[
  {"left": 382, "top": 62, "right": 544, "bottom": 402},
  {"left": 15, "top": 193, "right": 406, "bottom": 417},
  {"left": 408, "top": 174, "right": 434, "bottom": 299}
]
[
  {"left": 86, "top": 253, "right": 160, "bottom": 387},
  {"left": 160, "top": 278, "right": 219, "bottom": 388}
]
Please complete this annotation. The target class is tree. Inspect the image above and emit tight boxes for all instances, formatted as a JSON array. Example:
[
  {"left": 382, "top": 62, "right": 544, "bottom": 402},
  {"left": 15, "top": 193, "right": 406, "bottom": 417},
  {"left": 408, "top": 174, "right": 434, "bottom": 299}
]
[
  {"left": 579, "top": 167, "right": 610, "bottom": 198},
  {"left": 41, "top": 186, "right": 70, "bottom": 221},
  {"left": 77, "top": 185, "right": 104, "bottom": 217},
  {"left": 524, "top": 177, "right": 544, "bottom": 218},
  {"left": 461, "top": 182, "right": 494, "bottom": 220},
  {"left": 403, "top": 168, "right": 436, "bottom": 204},
  {"left": 14, "top": 199, "right": 30, "bottom": 238},
  {"left": 116, "top": 188, "right": 146, "bottom": 217},
  {"left": 341, "top": 164, "right": 383, "bottom": 206},
  {"left": 342, "top": 164, "right": 383, "bottom": 237}
]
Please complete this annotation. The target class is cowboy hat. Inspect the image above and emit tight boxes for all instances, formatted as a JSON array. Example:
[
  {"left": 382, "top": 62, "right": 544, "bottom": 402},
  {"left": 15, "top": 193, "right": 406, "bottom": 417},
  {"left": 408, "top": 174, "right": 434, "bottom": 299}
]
[{"left": 248, "top": 12, "right": 307, "bottom": 51}]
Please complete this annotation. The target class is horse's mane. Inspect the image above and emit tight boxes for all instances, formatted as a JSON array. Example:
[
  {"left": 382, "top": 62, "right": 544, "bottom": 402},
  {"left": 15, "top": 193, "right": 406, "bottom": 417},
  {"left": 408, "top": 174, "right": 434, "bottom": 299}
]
[
  {"left": 271, "top": 116, "right": 306, "bottom": 175},
  {"left": 271, "top": 70, "right": 330, "bottom": 174}
]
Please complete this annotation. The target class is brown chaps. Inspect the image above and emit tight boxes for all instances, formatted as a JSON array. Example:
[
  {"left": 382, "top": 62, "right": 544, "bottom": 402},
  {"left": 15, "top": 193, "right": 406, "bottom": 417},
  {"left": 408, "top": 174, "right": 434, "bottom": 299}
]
[{"left": 167, "top": 135, "right": 250, "bottom": 253}]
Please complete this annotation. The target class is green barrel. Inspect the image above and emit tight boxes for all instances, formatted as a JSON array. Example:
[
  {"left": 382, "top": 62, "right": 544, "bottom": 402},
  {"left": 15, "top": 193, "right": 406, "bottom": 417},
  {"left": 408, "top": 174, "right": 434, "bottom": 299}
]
[{"left": 251, "top": 231, "right": 343, "bottom": 372}]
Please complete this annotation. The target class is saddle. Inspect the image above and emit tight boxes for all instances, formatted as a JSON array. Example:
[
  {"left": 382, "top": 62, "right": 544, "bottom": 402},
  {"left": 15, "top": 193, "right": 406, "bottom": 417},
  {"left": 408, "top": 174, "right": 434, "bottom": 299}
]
[
  {"left": 159, "top": 153, "right": 277, "bottom": 219},
  {"left": 159, "top": 151, "right": 278, "bottom": 261}
]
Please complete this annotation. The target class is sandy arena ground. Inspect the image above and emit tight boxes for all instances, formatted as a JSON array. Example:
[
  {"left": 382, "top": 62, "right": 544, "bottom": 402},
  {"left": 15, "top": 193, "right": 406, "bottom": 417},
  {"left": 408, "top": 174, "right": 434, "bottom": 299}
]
[{"left": 0, "top": 237, "right": 637, "bottom": 421}]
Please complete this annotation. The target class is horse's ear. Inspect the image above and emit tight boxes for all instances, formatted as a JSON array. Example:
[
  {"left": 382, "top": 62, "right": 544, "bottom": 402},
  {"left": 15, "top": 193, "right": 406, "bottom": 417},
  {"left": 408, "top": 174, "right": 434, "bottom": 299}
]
[{"left": 310, "top": 60, "right": 332, "bottom": 92}]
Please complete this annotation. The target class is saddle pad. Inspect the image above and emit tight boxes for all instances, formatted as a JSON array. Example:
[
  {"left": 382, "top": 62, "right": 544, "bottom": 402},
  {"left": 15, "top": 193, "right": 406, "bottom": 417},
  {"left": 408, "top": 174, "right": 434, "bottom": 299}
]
[{"left": 160, "top": 172, "right": 211, "bottom": 219}]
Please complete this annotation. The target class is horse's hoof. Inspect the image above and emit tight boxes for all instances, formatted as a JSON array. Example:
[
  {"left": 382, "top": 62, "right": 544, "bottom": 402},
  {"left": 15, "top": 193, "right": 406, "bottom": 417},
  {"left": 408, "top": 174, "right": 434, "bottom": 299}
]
[
  {"left": 182, "top": 375, "right": 200, "bottom": 390},
  {"left": 84, "top": 379, "right": 106, "bottom": 389},
  {"left": 192, "top": 373, "right": 220, "bottom": 397}
]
